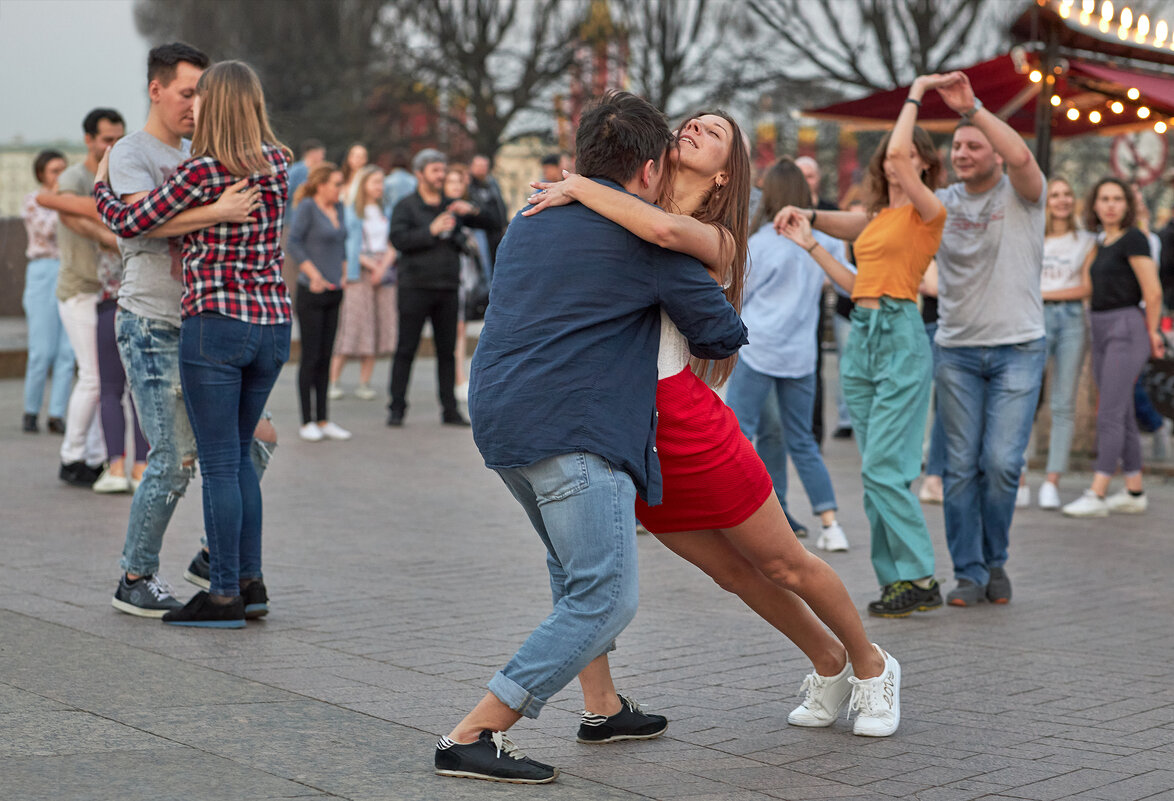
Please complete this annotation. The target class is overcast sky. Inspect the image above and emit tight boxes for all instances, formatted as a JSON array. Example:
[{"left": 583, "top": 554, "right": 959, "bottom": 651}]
[{"left": 0, "top": 0, "right": 149, "bottom": 145}]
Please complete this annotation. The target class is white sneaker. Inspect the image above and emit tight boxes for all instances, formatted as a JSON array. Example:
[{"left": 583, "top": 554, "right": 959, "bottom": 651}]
[
  {"left": 328, "top": 383, "right": 344, "bottom": 400},
  {"left": 92, "top": 467, "right": 131, "bottom": 494},
  {"left": 1106, "top": 489, "right": 1147, "bottom": 514},
  {"left": 354, "top": 384, "right": 377, "bottom": 401},
  {"left": 788, "top": 661, "right": 853, "bottom": 727},
  {"left": 1037, "top": 481, "right": 1061, "bottom": 510},
  {"left": 455, "top": 382, "right": 470, "bottom": 402},
  {"left": 1062, "top": 490, "right": 1108, "bottom": 518},
  {"left": 848, "top": 644, "right": 900, "bottom": 737},
  {"left": 815, "top": 522, "right": 849, "bottom": 552},
  {"left": 298, "top": 423, "right": 324, "bottom": 442},
  {"left": 1015, "top": 484, "right": 1030, "bottom": 508},
  {"left": 318, "top": 421, "right": 352, "bottom": 441}
]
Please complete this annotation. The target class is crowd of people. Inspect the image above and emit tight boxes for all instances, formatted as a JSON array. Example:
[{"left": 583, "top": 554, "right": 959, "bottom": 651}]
[{"left": 14, "top": 39, "right": 1174, "bottom": 786}]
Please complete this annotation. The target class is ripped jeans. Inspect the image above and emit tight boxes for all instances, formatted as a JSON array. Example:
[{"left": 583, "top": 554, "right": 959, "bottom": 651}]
[{"left": 117, "top": 310, "right": 198, "bottom": 577}]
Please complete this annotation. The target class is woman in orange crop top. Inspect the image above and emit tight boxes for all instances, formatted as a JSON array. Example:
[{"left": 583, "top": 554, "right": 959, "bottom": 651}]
[{"left": 776, "top": 73, "right": 947, "bottom": 619}]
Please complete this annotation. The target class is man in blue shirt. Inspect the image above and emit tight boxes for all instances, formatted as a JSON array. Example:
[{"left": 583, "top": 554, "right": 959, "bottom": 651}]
[
  {"left": 433, "top": 92, "right": 747, "bottom": 785},
  {"left": 286, "top": 138, "right": 324, "bottom": 201}
]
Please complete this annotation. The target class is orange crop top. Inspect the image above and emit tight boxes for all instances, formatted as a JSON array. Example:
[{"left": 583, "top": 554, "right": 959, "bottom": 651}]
[{"left": 850, "top": 203, "right": 946, "bottom": 302}]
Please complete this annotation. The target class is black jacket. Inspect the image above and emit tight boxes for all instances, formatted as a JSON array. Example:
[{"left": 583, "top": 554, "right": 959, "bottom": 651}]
[{"left": 389, "top": 192, "right": 498, "bottom": 290}]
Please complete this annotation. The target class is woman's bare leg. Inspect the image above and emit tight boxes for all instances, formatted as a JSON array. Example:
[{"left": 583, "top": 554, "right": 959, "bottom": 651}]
[
  {"left": 359, "top": 355, "right": 376, "bottom": 386},
  {"left": 578, "top": 653, "right": 623, "bottom": 715},
  {"left": 329, "top": 354, "right": 347, "bottom": 385},
  {"left": 720, "top": 494, "right": 883, "bottom": 679},
  {"left": 654, "top": 530, "right": 846, "bottom": 677}
]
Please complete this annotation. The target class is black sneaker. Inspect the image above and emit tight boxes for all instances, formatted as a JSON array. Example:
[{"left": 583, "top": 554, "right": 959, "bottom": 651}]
[
  {"left": 162, "top": 591, "right": 245, "bottom": 628},
  {"left": 577, "top": 695, "right": 668, "bottom": 743},
  {"left": 386, "top": 408, "right": 404, "bottom": 427},
  {"left": 184, "top": 549, "right": 211, "bottom": 589},
  {"left": 867, "top": 580, "right": 943, "bottom": 618},
  {"left": 442, "top": 411, "right": 471, "bottom": 427},
  {"left": 47, "top": 417, "right": 66, "bottom": 434},
  {"left": 59, "top": 461, "right": 101, "bottom": 487},
  {"left": 241, "top": 579, "right": 269, "bottom": 619},
  {"left": 833, "top": 426, "right": 853, "bottom": 439},
  {"left": 22, "top": 413, "right": 39, "bottom": 433},
  {"left": 434, "top": 730, "right": 557, "bottom": 784},
  {"left": 112, "top": 574, "right": 183, "bottom": 618}
]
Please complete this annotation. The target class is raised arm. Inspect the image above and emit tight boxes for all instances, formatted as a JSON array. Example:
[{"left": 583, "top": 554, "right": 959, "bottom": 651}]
[
  {"left": 525, "top": 174, "right": 731, "bottom": 270},
  {"left": 777, "top": 213, "right": 856, "bottom": 293},
  {"left": 774, "top": 205, "right": 870, "bottom": 241},
  {"left": 890, "top": 76, "right": 948, "bottom": 223},
  {"left": 935, "top": 71, "right": 1044, "bottom": 203}
]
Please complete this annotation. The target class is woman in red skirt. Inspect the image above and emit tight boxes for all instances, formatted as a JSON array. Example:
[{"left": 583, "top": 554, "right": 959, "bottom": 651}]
[{"left": 526, "top": 112, "right": 901, "bottom": 737}]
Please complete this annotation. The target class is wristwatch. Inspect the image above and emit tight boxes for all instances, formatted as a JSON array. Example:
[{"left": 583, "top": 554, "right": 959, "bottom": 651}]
[{"left": 960, "top": 97, "right": 983, "bottom": 120}]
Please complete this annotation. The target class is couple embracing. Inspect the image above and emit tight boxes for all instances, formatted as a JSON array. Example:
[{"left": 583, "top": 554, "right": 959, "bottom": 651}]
[{"left": 435, "top": 91, "right": 901, "bottom": 784}]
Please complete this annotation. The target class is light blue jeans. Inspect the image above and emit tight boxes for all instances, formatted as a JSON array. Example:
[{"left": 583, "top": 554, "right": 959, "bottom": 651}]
[
  {"left": 117, "top": 310, "right": 197, "bottom": 577},
  {"left": 22, "top": 257, "right": 75, "bottom": 418},
  {"left": 935, "top": 338, "right": 1046, "bottom": 586},
  {"left": 1041, "top": 301, "right": 1087, "bottom": 475},
  {"left": 833, "top": 313, "right": 853, "bottom": 430},
  {"left": 726, "top": 362, "right": 837, "bottom": 515},
  {"left": 489, "top": 452, "right": 639, "bottom": 719}
]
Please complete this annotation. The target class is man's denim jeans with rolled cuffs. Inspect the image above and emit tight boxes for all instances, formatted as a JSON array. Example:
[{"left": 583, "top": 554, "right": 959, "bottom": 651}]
[
  {"left": 117, "top": 310, "right": 197, "bottom": 577},
  {"left": 935, "top": 338, "right": 1046, "bottom": 587},
  {"left": 488, "top": 452, "right": 639, "bottom": 719}
]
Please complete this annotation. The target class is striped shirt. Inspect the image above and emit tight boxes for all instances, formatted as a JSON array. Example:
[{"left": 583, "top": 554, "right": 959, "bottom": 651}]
[{"left": 94, "top": 144, "right": 292, "bottom": 325}]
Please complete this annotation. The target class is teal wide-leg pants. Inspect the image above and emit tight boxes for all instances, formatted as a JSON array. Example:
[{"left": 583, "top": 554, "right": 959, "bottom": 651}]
[{"left": 841, "top": 298, "right": 935, "bottom": 587}]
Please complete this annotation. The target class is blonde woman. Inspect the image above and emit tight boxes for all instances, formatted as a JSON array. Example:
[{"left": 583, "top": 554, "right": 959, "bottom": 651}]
[
  {"left": 95, "top": 60, "right": 293, "bottom": 628},
  {"left": 331, "top": 165, "right": 395, "bottom": 399}
]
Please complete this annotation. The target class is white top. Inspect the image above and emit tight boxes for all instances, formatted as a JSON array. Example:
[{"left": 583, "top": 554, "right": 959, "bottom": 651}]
[
  {"left": 657, "top": 310, "right": 691, "bottom": 379},
  {"left": 362, "top": 205, "right": 390, "bottom": 255},
  {"left": 1040, "top": 230, "right": 1095, "bottom": 294}
]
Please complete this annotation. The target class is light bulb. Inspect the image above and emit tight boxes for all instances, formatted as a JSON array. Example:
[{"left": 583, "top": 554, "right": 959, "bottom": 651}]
[
  {"left": 1089, "top": 110, "right": 1102, "bottom": 123},
  {"left": 1128, "top": 87, "right": 1141, "bottom": 100},
  {"left": 1030, "top": 70, "right": 1043, "bottom": 83},
  {"left": 1138, "top": 106, "right": 1151, "bottom": 118},
  {"left": 1067, "top": 107, "right": 1081, "bottom": 120}
]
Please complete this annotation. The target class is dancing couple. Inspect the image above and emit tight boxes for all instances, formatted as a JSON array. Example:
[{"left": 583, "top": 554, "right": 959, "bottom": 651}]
[{"left": 435, "top": 90, "right": 902, "bottom": 785}]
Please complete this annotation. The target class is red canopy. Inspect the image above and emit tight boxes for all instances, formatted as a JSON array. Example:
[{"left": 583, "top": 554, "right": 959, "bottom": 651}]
[{"left": 805, "top": 53, "right": 1174, "bottom": 138}]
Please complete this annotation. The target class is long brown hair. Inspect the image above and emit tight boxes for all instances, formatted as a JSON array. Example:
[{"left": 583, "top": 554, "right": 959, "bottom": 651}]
[
  {"left": 750, "top": 158, "right": 811, "bottom": 233},
  {"left": 1083, "top": 176, "right": 1136, "bottom": 231},
  {"left": 864, "top": 125, "right": 941, "bottom": 216},
  {"left": 672, "top": 109, "right": 750, "bottom": 388},
  {"left": 293, "top": 162, "right": 339, "bottom": 207},
  {"left": 190, "top": 60, "right": 289, "bottom": 177}
]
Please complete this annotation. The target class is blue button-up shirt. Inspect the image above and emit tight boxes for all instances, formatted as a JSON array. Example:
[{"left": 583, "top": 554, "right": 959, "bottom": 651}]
[{"left": 469, "top": 180, "right": 748, "bottom": 504}]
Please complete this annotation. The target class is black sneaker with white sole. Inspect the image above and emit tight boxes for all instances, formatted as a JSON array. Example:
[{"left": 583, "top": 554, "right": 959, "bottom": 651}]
[
  {"left": 434, "top": 730, "right": 557, "bottom": 784},
  {"left": 112, "top": 574, "right": 184, "bottom": 618},
  {"left": 183, "top": 549, "right": 211, "bottom": 589},
  {"left": 577, "top": 694, "right": 668, "bottom": 743}
]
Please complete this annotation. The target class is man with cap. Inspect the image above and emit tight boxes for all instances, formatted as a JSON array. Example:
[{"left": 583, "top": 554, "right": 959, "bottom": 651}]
[{"left": 388, "top": 149, "right": 498, "bottom": 426}]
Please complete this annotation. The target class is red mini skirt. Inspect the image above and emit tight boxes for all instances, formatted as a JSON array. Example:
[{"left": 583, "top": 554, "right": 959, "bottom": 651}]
[{"left": 635, "top": 366, "right": 774, "bottom": 533}]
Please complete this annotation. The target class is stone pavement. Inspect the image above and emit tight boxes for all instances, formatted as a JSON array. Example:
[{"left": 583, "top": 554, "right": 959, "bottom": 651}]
[{"left": 2, "top": 358, "right": 1174, "bottom": 801}]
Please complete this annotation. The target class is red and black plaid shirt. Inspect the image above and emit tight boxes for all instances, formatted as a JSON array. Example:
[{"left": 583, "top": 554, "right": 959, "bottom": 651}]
[{"left": 94, "top": 144, "right": 292, "bottom": 325}]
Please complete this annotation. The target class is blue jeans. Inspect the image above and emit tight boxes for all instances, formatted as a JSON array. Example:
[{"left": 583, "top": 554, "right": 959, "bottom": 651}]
[
  {"left": 923, "top": 323, "right": 947, "bottom": 477},
  {"left": 832, "top": 313, "right": 853, "bottom": 430},
  {"left": 1042, "top": 302, "right": 1087, "bottom": 474},
  {"left": 488, "top": 452, "right": 639, "bottom": 719},
  {"left": 118, "top": 310, "right": 198, "bottom": 577},
  {"left": 726, "top": 362, "right": 837, "bottom": 515},
  {"left": 180, "top": 314, "right": 290, "bottom": 597},
  {"left": 934, "top": 338, "right": 1045, "bottom": 586},
  {"left": 22, "top": 257, "right": 75, "bottom": 418}
]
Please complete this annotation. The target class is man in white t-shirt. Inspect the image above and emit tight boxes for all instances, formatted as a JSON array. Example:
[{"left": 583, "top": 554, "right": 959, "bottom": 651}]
[{"left": 929, "top": 72, "right": 1047, "bottom": 608}]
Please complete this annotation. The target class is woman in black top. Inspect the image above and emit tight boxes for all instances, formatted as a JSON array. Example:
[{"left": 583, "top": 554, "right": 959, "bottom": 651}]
[{"left": 1062, "top": 177, "right": 1163, "bottom": 518}]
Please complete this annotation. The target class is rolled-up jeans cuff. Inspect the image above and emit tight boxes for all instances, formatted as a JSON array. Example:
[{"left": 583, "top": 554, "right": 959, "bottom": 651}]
[
  {"left": 812, "top": 502, "right": 837, "bottom": 515},
  {"left": 488, "top": 671, "right": 545, "bottom": 719}
]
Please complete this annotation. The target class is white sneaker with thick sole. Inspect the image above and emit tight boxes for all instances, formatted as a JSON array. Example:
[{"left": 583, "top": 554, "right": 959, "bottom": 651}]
[
  {"left": 328, "top": 384, "right": 344, "bottom": 400},
  {"left": 848, "top": 644, "right": 900, "bottom": 737},
  {"left": 1015, "top": 485, "right": 1030, "bottom": 508},
  {"left": 318, "top": 421, "right": 352, "bottom": 441},
  {"left": 354, "top": 384, "right": 377, "bottom": 401},
  {"left": 93, "top": 467, "right": 131, "bottom": 494},
  {"left": 815, "top": 522, "right": 849, "bottom": 552},
  {"left": 298, "top": 423, "right": 324, "bottom": 442},
  {"left": 788, "top": 661, "right": 853, "bottom": 727},
  {"left": 1062, "top": 490, "right": 1108, "bottom": 518},
  {"left": 1037, "top": 481, "right": 1061, "bottom": 510},
  {"left": 1106, "top": 489, "right": 1147, "bottom": 514}
]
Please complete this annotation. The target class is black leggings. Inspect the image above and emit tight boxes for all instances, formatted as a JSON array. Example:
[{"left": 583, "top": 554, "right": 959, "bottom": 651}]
[{"left": 295, "top": 287, "right": 342, "bottom": 424}]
